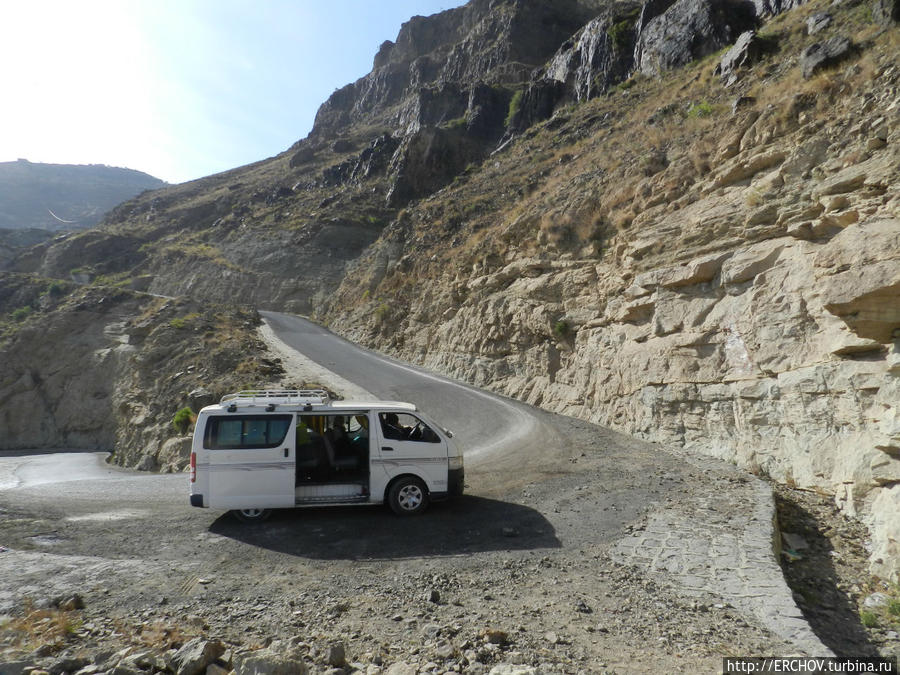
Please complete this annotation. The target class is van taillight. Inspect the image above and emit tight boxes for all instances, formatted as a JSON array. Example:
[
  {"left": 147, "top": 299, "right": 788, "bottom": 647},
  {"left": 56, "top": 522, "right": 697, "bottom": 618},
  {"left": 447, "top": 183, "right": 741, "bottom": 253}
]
[{"left": 190, "top": 452, "right": 196, "bottom": 483}]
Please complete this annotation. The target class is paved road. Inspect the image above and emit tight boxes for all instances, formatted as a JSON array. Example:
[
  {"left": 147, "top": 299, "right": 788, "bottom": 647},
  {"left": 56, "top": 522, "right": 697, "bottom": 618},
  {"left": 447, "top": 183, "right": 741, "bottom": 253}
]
[{"left": 259, "top": 310, "right": 566, "bottom": 476}]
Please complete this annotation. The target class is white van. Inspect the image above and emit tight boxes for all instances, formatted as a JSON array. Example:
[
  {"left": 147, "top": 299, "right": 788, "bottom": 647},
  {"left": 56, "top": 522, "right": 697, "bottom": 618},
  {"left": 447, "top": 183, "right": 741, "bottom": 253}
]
[{"left": 189, "top": 390, "right": 464, "bottom": 521}]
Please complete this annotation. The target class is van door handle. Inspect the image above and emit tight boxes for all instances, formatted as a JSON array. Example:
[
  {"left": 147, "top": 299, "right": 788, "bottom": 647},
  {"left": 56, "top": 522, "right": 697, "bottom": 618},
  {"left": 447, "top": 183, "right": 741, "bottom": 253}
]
[
  {"left": 284, "top": 448, "right": 289, "bottom": 457},
  {"left": 382, "top": 446, "right": 394, "bottom": 452}
]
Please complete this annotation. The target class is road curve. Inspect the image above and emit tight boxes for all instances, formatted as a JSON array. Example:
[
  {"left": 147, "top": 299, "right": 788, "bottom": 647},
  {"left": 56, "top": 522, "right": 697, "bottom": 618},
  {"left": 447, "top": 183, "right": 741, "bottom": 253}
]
[{"left": 260, "top": 311, "right": 567, "bottom": 478}]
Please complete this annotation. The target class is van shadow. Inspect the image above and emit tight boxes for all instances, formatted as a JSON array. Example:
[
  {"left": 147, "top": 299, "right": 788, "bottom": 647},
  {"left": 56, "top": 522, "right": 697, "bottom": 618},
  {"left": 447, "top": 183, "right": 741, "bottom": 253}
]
[{"left": 208, "top": 495, "right": 561, "bottom": 560}]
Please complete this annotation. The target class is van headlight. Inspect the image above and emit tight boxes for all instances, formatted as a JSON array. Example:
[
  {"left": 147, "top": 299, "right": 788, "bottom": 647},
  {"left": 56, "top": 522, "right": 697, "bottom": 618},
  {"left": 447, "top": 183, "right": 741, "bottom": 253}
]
[{"left": 449, "top": 454, "right": 464, "bottom": 470}]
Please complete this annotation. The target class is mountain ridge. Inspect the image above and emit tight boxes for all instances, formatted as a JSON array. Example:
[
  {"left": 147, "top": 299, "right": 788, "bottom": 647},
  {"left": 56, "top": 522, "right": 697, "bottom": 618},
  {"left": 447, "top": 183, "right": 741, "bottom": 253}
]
[{"left": 0, "top": 159, "right": 166, "bottom": 231}]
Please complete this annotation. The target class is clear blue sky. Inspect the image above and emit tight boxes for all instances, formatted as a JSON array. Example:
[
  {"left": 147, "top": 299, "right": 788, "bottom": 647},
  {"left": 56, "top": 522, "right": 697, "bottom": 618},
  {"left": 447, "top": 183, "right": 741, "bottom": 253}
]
[{"left": 0, "top": 1, "right": 466, "bottom": 184}]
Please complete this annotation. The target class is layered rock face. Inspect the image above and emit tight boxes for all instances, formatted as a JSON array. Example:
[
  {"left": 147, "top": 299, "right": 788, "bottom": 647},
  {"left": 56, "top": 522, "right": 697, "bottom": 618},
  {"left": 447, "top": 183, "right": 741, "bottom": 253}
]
[
  {"left": 634, "top": 0, "right": 758, "bottom": 75},
  {"left": 0, "top": 282, "right": 278, "bottom": 472},
  {"left": 310, "top": 0, "right": 594, "bottom": 138},
  {"left": 0, "top": 286, "right": 146, "bottom": 450},
  {"left": 329, "top": 40, "right": 900, "bottom": 578}
]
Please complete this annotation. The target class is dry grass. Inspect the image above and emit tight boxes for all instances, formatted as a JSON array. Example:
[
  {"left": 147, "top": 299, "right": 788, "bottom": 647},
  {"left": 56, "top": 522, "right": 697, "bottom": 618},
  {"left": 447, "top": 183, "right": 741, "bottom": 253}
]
[
  {"left": 127, "top": 618, "right": 198, "bottom": 651},
  {"left": 0, "top": 600, "right": 82, "bottom": 653}
]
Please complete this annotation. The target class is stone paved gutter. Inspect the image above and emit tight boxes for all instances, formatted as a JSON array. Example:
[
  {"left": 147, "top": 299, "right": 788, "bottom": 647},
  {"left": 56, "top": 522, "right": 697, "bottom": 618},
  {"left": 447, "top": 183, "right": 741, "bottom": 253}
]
[{"left": 611, "top": 451, "right": 833, "bottom": 656}]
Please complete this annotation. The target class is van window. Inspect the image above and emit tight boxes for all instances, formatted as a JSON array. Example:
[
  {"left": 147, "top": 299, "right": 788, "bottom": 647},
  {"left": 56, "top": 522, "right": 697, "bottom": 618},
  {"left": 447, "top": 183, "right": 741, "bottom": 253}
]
[
  {"left": 379, "top": 413, "right": 440, "bottom": 443},
  {"left": 204, "top": 415, "right": 292, "bottom": 449}
]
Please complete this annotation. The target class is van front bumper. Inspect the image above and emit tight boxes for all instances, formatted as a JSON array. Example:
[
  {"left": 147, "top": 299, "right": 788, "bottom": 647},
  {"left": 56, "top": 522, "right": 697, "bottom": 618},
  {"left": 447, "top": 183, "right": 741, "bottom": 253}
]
[{"left": 448, "top": 467, "right": 465, "bottom": 497}]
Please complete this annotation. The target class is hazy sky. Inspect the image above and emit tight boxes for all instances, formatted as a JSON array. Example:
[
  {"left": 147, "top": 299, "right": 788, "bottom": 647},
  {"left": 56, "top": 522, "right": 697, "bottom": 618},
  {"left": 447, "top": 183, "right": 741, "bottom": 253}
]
[{"left": 0, "top": 1, "right": 466, "bottom": 184}]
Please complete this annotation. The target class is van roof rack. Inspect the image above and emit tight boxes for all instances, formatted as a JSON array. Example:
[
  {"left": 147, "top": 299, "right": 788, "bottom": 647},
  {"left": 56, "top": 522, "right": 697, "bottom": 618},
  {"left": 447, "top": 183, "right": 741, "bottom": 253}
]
[{"left": 220, "top": 389, "right": 330, "bottom": 405}]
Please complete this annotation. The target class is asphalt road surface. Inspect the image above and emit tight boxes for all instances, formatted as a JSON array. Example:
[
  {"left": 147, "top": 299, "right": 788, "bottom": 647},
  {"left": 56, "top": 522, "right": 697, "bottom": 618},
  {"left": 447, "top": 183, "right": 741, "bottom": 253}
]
[{"left": 258, "top": 310, "right": 563, "bottom": 469}]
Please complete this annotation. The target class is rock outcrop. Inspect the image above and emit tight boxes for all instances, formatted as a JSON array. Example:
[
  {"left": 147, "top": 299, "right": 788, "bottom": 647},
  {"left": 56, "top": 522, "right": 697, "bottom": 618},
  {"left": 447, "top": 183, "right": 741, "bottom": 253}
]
[
  {"left": 541, "top": 9, "right": 640, "bottom": 102},
  {"left": 873, "top": 0, "right": 900, "bottom": 25},
  {"left": 800, "top": 36, "right": 854, "bottom": 79},
  {"left": 326, "top": 24, "right": 900, "bottom": 578},
  {"left": 0, "top": 280, "right": 280, "bottom": 471},
  {"left": 635, "top": 0, "right": 758, "bottom": 76},
  {"left": 716, "top": 30, "right": 765, "bottom": 86},
  {"left": 310, "top": 0, "right": 593, "bottom": 139}
]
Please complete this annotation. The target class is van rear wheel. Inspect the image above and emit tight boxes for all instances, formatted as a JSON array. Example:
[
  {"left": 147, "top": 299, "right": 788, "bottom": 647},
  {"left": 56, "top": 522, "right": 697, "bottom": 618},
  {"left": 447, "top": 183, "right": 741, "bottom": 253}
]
[
  {"left": 388, "top": 477, "right": 429, "bottom": 516},
  {"left": 231, "top": 508, "right": 272, "bottom": 523}
]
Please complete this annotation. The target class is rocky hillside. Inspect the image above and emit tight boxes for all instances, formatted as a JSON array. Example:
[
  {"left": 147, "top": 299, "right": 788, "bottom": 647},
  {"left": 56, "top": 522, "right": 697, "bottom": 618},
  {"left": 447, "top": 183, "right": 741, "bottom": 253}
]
[
  {"left": 0, "top": 228, "right": 55, "bottom": 268},
  {"left": 0, "top": 275, "right": 282, "bottom": 470},
  {"left": 325, "top": 2, "right": 900, "bottom": 582},
  {"left": 0, "top": 159, "right": 166, "bottom": 231},
  {"left": 2, "top": 0, "right": 899, "bottom": 579}
]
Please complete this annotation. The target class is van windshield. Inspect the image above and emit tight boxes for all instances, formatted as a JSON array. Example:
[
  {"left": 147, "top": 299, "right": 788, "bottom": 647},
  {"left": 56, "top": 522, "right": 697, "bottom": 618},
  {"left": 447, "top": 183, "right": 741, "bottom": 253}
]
[{"left": 204, "top": 415, "right": 292, "bottom": 449}]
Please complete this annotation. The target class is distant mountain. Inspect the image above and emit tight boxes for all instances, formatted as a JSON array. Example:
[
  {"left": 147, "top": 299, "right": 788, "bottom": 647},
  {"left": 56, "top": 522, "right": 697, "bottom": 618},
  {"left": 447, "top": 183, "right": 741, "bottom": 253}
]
[{"left": 0, "top": 159, "right": 166, "bottom": 231}]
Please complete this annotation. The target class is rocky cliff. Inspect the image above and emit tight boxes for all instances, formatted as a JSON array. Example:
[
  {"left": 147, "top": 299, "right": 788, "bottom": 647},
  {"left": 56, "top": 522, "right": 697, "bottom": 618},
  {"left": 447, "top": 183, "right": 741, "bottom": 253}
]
[
  {"left": 0, "top": 276, "right": 281, "bottom": 471},
  {"left": 2, "top": 0, "right": 899, "bottom": 579},
  {"left": 322, "top": 1, "right": 900, "bottom": 579}
]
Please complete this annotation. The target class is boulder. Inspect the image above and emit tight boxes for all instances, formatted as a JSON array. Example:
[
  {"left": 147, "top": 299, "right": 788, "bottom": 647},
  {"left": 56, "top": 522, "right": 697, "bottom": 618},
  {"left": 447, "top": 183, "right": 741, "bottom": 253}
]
[
  {"left": 158, "top": 436, "right": 193, "bottom": 471},
  {"left": 188, "top": 387, "right": 217, "bottom": 411},
  {"left": 800, "top": 36, "right": 853, "bottom": 79},
  {"left": 806, "top": 12, "right": 832, "bottom": 34},
  {"left": 170, "top": 638, "right": 225, "bottom": 675},
  {"left": 232, "top": 644, "right": 307, "bottom": 675},
  {"left": 325, "top": 642, "right": 346, "bottom": 667},
  {"left": 635, "top": 0, "right": 758, "bottom": 76},
  {"left": 489, "top": 667, "right": 538, "bottom": 675},
  {"left": 384, "top": 664, "right": 416, "bottom": 675},
  {"left": 717, "top": 30, "right": 764, "bottom": 85}
]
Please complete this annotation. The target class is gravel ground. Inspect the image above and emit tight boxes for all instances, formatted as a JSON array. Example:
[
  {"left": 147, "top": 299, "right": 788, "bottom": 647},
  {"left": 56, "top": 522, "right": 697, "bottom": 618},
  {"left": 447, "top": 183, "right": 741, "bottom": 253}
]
[
  {"left": 2, "top": 332, "right": 890, "bottom": 673},
  {"left": 0, "top": 420, "right": 804, "bottom": 674}
]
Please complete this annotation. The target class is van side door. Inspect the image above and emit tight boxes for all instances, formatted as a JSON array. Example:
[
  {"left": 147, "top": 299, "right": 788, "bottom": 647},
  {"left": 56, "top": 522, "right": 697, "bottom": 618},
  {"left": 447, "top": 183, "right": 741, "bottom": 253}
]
[{"left": 203, "top": 414, "right": 296, "bottom": 510}]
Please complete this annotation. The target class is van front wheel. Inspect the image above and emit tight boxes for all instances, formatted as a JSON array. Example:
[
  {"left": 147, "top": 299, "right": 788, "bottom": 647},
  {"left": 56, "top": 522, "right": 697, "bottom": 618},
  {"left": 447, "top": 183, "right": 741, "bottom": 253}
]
[
  {"left": 231, "top": 508, "right": 272, "bottom": 523},
  {"left": 388, "top": 477, "right": 429, "bottom": 516}
]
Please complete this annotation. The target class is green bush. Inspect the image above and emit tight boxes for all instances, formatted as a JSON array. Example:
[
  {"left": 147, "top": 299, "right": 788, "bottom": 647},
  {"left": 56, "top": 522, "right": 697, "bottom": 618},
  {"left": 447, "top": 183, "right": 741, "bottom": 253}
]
[
  {"left": 607, "top": 9, "right": 639, "bottom": 51},
  {"left": 45, "top": 281, "right": 66, "bottom": 297},
  {"left": 553, "top": 319, "right": 571, "bottom": 338},
  {"left": 505, "top": 89, "right": 524, "bottom": 128},
  {"left": 375, "top": 303, "right": 391, "bottom": 323},
  {"left": 860, "top": 610, "right": 879, "bottom": 628},
  {"left": 686, "top": 101, "right": 716, "bottom": 118},
  {"left": 172, "top": 407, "right": 195, "bottom": 435},
  {"left": 887, "top": 597, "right": 900, "bottom": 617},
  {"left": 11, "top": 306, "right": 32, "bottom": 322},
  {"left": 444, "top": 115, "right": 468, "bottom": 130}
]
